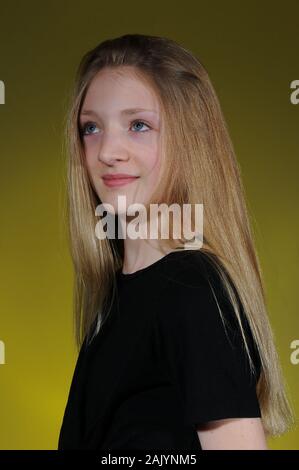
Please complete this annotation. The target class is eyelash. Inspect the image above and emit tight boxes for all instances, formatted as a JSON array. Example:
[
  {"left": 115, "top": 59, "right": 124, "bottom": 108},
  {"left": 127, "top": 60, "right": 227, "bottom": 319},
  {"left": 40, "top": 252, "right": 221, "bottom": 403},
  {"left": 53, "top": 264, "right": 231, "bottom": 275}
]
[{"left": 80, "top": 120, "right": 151, "bottom": 136}]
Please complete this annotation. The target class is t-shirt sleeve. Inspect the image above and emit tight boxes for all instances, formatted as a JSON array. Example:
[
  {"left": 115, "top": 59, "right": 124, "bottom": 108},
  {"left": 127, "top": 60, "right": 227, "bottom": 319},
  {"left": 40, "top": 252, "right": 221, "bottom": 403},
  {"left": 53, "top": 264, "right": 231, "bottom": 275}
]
[{"left": 160, "top": 260, "right": 262, "bottom": 427}]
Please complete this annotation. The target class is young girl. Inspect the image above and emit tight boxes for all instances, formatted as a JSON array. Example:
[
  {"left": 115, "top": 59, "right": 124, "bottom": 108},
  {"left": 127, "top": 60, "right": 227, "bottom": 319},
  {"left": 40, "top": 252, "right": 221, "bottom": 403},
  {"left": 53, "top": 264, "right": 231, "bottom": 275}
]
[{"left": 58, "top": 34, "right": 293, "bottom": 450}]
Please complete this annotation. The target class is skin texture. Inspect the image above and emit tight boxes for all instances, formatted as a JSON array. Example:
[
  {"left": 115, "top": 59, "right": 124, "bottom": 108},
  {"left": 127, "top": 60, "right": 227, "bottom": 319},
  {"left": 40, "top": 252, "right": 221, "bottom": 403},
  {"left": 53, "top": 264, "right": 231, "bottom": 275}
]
[{"left": 80, "top": 66, "right": 268, "bottom": 449}]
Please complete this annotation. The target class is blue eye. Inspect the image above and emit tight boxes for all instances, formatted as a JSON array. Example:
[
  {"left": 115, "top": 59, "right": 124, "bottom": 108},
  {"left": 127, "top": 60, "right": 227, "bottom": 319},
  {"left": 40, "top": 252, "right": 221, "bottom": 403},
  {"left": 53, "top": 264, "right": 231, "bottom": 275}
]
[
  {"left": 131, "top": 120, "right": 151, "bottom": 132},
  {"left": 81, "top": 122, "right": 99, "bottom": 136},
  {"left": 80, "top": 120, "right": 151, "bottom": 137}
]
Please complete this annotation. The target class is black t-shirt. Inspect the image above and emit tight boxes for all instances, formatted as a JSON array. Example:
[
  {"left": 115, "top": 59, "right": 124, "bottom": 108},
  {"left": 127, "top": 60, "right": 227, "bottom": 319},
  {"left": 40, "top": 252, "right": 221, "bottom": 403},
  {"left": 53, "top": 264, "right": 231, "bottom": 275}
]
[{"left": 58, "top": 249, "right": 261, "bottom": 451}]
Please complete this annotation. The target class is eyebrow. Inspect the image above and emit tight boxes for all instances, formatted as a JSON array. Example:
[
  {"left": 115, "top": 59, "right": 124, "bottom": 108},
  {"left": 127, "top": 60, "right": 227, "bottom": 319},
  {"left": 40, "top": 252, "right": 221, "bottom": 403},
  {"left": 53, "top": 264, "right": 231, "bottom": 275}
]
[{"left": 80, "top": 108, "right": 158, "bottom": 118}]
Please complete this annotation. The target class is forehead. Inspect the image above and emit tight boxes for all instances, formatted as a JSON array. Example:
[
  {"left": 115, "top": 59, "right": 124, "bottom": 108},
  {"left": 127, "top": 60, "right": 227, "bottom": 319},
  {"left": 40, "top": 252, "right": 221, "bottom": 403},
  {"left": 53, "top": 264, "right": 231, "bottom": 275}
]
[{"left": 82, "top": 67, "right": 160, "bottom": 113}]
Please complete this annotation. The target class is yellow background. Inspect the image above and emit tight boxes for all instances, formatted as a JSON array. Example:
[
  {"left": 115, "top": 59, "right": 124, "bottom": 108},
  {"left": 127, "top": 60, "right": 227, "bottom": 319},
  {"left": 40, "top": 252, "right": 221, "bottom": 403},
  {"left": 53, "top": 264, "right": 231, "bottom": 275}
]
[{"left": 0, "top": 0, "right": 298, "bottom": 450}]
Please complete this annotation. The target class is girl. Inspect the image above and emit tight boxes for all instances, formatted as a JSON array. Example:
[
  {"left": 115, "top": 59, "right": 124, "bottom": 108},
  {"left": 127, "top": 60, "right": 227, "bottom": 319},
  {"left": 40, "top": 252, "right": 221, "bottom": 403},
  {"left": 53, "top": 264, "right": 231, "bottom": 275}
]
[{"left": 58, "top": 34, "right": 293, "bottom": 450}]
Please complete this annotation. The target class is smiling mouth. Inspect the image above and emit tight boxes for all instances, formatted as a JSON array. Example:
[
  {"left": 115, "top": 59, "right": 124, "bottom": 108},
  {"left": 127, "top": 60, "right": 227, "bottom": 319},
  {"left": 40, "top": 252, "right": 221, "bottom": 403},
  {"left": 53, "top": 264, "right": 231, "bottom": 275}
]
[{"left": 102, "top": 176, "right": 140, "bottom": 188}]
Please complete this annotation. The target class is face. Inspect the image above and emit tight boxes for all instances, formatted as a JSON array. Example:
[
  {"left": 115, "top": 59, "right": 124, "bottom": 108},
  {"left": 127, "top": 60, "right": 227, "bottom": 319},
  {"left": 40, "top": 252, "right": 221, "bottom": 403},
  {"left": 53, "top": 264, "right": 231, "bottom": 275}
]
[{"left": 79, "top": 66, "right": 162, "bottom": 217}]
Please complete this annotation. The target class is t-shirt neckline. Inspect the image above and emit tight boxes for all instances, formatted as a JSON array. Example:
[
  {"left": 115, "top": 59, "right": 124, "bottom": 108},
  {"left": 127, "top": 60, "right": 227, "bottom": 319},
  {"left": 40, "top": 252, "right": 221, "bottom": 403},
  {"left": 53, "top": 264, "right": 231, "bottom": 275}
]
[{"left": 116, "top": 249, "right": 198, "bottom": 281}]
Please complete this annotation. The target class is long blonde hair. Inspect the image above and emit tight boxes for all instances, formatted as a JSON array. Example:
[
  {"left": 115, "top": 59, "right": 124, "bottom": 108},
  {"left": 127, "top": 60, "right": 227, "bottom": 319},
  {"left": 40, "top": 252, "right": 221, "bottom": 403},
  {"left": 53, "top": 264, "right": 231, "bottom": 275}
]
[{"left": 63, "top": 33, "right": 294, "bottom": 437}]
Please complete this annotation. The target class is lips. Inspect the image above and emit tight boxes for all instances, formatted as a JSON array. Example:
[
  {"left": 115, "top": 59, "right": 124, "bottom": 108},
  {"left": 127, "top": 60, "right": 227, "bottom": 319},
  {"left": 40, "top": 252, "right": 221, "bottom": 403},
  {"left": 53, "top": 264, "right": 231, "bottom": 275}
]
[
  {"left": 102, "top": 174, "right": 139, "bottom": 188},
  {"left": 102, "top": 173, "right": 138, "bottom": 180}
]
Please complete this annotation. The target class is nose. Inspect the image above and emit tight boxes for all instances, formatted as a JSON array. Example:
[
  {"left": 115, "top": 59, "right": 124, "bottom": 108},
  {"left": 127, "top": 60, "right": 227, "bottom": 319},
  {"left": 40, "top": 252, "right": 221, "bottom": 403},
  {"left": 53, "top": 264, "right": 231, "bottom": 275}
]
[{"left": 97, "top": 128, "right": 129, "bottom": 165}]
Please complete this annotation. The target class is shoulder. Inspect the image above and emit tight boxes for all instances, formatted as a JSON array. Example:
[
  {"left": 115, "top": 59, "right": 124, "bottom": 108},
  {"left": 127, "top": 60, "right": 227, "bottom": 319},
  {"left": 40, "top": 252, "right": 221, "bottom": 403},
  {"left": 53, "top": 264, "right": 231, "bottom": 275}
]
[
  {"left": 156, "top": 249, "right": 231, "bottom": 342},
  {"left": 160, "top": 249, "right": 221, "bottom": 288},
  {"left": 158, "top": 249, "right": 233, "bottom": 321},
  {"left": 157, "top": 249, "right": 261, "bottom": 377},
  {"left": 158, "top": 249, "right": 237, "bottom": 315},
  {"left": 158, "top": 249, "right": 248, "bottom": 337}
]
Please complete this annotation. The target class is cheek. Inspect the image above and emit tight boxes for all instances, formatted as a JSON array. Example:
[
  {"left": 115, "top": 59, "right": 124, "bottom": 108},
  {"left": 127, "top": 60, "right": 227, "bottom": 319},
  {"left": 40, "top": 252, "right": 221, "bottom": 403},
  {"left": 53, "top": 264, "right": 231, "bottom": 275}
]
[
  {"left": 139, "top": 141, "right": 161, "bottom": 175},
  {"left": 134, "top": 131, "right": 160, "bottom": 168},
  {"left": 146, "top": 151, "right": 161, "bottom": 179}
]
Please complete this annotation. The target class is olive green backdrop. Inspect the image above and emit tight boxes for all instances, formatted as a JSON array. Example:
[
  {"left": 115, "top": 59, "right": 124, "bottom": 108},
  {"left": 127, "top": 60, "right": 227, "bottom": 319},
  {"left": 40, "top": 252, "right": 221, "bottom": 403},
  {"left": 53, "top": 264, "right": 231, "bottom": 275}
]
[{"left": 0, "top": 0, "right": 298, "bottom": 450}]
